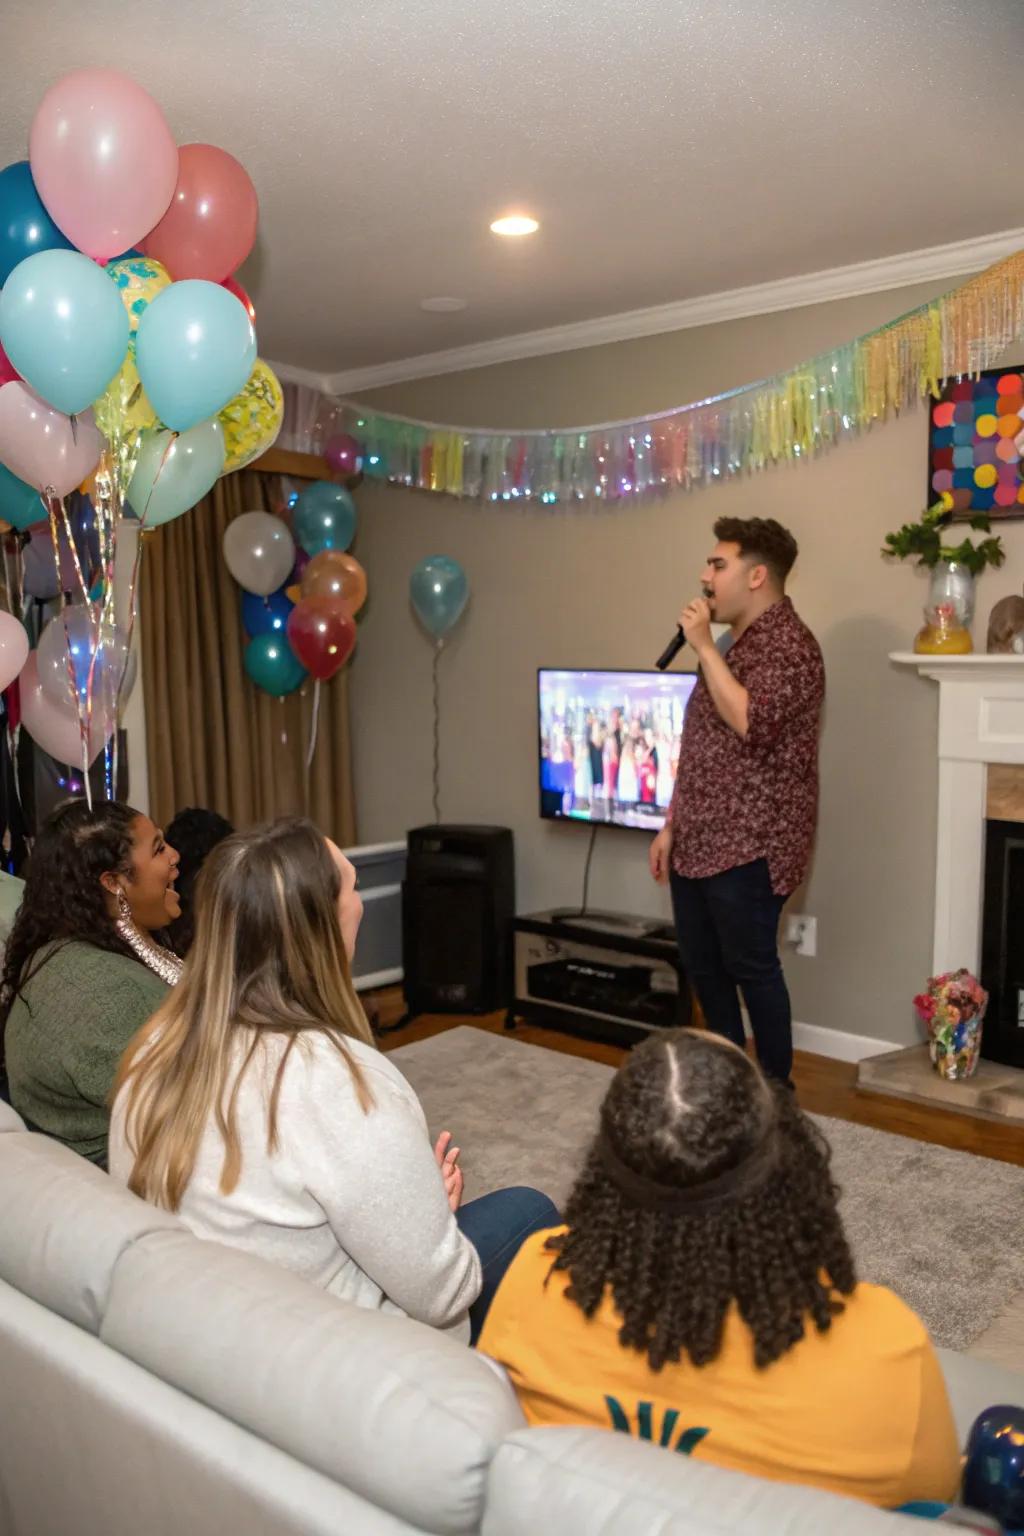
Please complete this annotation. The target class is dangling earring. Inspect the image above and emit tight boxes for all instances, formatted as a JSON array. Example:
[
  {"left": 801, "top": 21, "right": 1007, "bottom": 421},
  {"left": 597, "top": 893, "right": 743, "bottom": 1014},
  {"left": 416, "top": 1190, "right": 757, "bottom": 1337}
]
[{"left": 116, "top": 889, "right": 133, "bottom": 925}]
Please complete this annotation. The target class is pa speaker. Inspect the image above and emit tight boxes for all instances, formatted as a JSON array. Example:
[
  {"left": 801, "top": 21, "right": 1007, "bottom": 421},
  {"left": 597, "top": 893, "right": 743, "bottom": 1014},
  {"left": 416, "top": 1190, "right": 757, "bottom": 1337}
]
[{"left": 402, "top": 825, "right": 515, "bottom": 1015}]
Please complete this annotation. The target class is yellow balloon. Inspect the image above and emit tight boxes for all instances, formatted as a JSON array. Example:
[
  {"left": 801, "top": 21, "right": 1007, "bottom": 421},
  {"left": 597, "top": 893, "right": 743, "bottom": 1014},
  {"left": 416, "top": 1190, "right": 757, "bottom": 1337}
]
[
  {"left": 105, "top": 256, "right": 172, "bottom": 353},
  {"left": 218, "top": 360, "right": 284, "bottom": 474},
  {"left": 93, "top": 356, "right": 158, "bottom": 441}
]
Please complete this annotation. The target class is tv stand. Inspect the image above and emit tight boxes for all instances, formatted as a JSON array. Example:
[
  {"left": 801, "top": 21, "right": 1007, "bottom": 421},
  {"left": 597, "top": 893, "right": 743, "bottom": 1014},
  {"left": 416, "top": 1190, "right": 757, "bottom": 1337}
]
[{"left": 510, "top": 909, "right": 690, "bottom": 1048}]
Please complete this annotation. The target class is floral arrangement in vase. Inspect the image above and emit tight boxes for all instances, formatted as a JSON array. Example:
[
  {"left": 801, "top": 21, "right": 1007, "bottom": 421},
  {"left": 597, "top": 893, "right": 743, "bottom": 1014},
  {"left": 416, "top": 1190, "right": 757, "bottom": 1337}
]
[
  {"left": 882, "top": 502, "right": 1005, "bottom": 655},
  {"left": 912, "top": 969, "right": 988, "bottom": 1080}
]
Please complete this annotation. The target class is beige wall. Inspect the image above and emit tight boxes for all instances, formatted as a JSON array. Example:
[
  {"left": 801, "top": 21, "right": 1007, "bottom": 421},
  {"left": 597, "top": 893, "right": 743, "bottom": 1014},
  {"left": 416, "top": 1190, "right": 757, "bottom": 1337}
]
[{"left": 347, "top": 282, "right": 1024, "bottom": 1047}]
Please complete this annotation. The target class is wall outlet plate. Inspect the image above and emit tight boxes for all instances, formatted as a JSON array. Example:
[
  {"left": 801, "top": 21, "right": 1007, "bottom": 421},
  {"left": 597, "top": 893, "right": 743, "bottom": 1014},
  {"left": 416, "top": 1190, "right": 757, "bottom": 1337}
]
[{"left": 784, "top": 914, "right": 817, "bottom": 957}]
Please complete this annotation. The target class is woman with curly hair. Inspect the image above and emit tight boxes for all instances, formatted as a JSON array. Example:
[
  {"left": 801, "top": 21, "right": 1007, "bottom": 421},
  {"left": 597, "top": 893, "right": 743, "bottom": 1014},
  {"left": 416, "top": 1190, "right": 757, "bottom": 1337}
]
[
  {"left": 1, "top": 800, "right": 181, "bottom": 1165},
  {"left": 479, "top": 1029, "right": 959, "bottom": 1509}
]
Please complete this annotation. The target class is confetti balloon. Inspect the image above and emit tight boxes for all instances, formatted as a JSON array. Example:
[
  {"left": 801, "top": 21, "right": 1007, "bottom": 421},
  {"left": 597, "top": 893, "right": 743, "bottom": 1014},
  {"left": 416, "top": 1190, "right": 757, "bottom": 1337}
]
[
  {"left": 105, "top": 255, "right": 172, "bottom": 353},
  {"left": 93, "top": 355, "right": 158, "bottom": 440},
  {"left": 218, "top": 359, "right": 283, "bottom": 473}
]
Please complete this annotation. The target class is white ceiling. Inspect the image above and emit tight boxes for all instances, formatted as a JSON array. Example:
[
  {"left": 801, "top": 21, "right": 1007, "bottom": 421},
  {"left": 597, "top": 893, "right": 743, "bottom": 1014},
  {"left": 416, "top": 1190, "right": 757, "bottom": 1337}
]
[{"left": 3, "top": 0, "right": 1022, "bottom": 382}]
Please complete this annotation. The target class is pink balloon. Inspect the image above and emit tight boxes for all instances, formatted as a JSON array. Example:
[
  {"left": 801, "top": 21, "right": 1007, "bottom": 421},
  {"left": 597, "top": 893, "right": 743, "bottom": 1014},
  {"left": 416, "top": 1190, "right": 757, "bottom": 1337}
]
[
  {"left": 0, "top": 383, "right": 102, "bottom": 498},
  {"left": 29, "top": 69, "right": 178, "bottom": 263},
  {"left": 0, "top": 612, "right": 29, "bottom": 693},
  {"left": 325, "top": 433, "right": 363, "bottom": 478},
  {"left": 19, "top": 651, "right": 107, "bottom": 766},
  {"left": 0, "top": 341, "right": 19, "bottom": 387},
  {"left": 141, "top": 144, "right": 258, "bottom": 282}
]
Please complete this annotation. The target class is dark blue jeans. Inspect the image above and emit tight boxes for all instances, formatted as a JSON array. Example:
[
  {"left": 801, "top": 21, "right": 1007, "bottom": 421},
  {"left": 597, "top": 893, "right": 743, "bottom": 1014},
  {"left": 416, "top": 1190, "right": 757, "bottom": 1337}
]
[
  {"left": 456, "top": 1185, "right": 560, "bottom": 1344},
  {"left": 670, "top": 859, "right": 793, "bottom": 1083}
]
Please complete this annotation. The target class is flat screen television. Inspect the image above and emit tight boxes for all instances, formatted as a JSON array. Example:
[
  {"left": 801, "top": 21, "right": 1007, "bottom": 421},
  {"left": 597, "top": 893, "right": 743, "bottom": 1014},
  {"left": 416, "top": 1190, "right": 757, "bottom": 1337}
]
[{"left": 538, "top": 667, "right": 698, "bottom": 830}]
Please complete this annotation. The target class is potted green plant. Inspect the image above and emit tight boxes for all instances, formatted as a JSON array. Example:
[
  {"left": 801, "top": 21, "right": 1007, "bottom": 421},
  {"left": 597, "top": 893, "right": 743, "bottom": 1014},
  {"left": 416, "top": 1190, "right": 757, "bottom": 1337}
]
[{"left": 882, "top": 502, "right": 1005, "bottom": 653}]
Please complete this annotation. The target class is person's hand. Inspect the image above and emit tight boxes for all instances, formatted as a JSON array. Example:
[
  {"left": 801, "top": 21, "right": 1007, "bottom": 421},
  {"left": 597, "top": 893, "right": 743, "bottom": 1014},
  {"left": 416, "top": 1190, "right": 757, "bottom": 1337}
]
[
  {"left": 434, "top": 1130, "right": 464, "bottom": 1212},
  {"left": 680, "top": 596, "right": 713, "bottom": 655},
  {"left": 649, "top": 824, "right": 672, "bottom": 885}
]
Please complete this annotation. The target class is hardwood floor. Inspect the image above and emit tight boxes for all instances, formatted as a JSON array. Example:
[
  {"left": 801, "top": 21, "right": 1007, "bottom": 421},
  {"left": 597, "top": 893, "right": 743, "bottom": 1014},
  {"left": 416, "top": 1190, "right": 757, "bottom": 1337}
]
[{"left": 367, "top": 987, "right": 1024, "bottom": 1168}]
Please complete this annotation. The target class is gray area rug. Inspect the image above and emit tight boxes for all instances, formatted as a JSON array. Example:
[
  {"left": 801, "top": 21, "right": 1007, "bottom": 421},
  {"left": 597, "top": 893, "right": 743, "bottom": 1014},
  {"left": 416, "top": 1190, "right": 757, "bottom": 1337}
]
[{"left": 391, "top": 1026, "right": 1024, "bottom": 1355}]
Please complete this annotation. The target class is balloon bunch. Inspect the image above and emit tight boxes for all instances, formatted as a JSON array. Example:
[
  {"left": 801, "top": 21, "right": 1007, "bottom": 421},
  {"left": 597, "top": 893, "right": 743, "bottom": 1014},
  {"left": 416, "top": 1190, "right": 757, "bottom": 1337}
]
[
  {"left": 409, "top": 555, "right": 469, "bottom": 823},
  {"left": 0, "top": 67, "right": 284, "bottom": 801},
  {"left": 224, "top": 441, "right": 369, "bottom": 765}
]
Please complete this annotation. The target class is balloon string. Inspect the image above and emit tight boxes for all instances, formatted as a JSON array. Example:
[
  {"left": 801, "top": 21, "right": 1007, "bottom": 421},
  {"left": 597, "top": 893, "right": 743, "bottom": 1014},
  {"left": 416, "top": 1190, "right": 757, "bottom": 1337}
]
[
  {"left": 306, "top": 677, "right": 321, "bottom": 771},
  {"left": 45, "top": 492, "right": 92, "bottom": 809},
  {"left": 432, "top": 639, "right": 444, "bottom": 824}
]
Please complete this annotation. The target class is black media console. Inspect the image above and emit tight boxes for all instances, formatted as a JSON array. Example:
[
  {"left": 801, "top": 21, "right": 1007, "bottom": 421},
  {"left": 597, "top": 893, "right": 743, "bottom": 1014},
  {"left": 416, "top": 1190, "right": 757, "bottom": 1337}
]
[{"left": 508, "top": 909, "right": 692, "bottom": 1047}]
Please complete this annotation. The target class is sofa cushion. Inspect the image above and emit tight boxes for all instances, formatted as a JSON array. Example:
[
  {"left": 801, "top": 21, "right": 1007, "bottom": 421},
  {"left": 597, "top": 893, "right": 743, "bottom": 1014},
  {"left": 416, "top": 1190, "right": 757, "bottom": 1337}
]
[
  {"left": 0, "top": 1097, "right": 25, "bottom": 1132},
  {"left": 0, "top": 1129, "right": 180, "bottom": 1333},
  {"left": 102, "top": 1227, "right": 525, "bottom": 1535},
  {"left": 482, "top": 1427, "right": 928, "bottom": 1536}
]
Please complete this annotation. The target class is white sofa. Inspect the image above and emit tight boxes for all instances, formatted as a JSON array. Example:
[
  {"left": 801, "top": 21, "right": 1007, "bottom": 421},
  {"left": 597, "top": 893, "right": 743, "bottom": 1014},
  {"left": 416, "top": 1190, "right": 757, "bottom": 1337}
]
[{"left": 1, "top": 1097, "right": 1021, "bottom": 1536}]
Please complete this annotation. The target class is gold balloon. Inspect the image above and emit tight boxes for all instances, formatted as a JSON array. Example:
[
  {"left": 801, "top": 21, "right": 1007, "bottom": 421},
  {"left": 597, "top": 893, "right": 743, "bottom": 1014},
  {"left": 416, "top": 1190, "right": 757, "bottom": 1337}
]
[
  {"left": 93, "top": 356, "right": 158, "bottom": 441},
  {"left": 218, "top": 360, "right": 284, "bottom": 474}
]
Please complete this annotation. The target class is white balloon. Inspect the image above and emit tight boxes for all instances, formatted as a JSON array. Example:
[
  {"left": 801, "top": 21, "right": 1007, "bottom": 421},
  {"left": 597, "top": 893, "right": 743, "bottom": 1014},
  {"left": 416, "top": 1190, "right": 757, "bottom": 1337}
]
[
  {"left": 223, "top": 510, "right": 295, "bottom": 597},
  {"left": 0, "top": 611, "right": 29, "bottom": 693},
  {"left": 20, "top": 652, "right": 108, "bottom": 766},
  {"left": 36, "top": 605, "right": 135, "bottom": 715}
]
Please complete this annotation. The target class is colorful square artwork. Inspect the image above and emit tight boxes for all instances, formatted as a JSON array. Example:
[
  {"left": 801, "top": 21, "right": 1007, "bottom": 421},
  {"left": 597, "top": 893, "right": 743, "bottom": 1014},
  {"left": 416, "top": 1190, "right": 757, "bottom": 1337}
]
[{"left": 927, "top": 367, "right": 1024, "bottom": 520}]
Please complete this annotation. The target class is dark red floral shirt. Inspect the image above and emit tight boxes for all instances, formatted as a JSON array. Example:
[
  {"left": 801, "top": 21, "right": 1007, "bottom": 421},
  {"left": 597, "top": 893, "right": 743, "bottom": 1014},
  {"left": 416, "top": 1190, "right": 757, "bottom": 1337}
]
[{"left": 670, "top": 598, "right": 824, "bottom": 896}]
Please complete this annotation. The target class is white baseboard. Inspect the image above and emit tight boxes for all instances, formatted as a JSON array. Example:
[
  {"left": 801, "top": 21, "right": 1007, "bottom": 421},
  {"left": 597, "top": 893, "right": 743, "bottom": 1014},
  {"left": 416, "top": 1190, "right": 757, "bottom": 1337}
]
[{"left": 791, "top": 1020, "right": 899, "bottom": 1065}]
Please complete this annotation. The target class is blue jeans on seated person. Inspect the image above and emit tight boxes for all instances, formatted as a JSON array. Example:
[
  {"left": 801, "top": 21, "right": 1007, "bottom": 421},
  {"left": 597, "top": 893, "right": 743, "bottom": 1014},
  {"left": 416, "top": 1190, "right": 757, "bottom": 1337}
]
[{"left": 456, "top": 1185, "right": 560, "bottom": 1345}]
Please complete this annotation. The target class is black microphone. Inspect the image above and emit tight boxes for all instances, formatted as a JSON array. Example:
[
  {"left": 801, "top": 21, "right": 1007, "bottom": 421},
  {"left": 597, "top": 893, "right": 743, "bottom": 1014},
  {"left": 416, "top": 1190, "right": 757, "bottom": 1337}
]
[{"left": 655, "top": 626, "right": 686, "bottom": 671}]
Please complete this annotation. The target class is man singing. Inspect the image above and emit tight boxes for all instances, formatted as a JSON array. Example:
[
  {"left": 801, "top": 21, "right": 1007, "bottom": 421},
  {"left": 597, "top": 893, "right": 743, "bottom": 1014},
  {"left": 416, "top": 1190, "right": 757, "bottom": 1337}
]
[{"left": 649, "top": 516, "right": 824, "bottom": 1083}]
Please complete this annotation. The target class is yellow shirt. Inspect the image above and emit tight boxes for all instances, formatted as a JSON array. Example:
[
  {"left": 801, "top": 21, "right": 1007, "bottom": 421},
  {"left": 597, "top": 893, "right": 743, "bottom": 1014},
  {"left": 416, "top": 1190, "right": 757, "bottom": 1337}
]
[{"left": 478, "top": 1228, "right": 960, "bottom": 1509}]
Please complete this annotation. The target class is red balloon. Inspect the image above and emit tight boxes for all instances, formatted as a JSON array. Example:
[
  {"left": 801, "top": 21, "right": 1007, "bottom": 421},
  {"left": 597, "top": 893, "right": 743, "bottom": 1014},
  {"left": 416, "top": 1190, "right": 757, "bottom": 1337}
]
[
  {"left": 222, "top": 274, "right": 256, "bottom": 326},
  {"left": 286, "top": 596, "right": 356, "bottom": 681},
  {"left": 0, "top": 342, "right": 20, "bottom": 387},
  {"left": 325, "top": 433, "right": 363, "bottom": 478},
  {"left": 141, "top": 143, "right": 258, "bottom": 282}
]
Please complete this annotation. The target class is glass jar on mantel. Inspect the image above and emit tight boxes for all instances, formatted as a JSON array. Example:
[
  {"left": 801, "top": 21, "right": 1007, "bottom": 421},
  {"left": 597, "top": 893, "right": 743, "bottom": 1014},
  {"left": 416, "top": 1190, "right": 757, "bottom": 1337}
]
[{"left": 913, "top": 560, "right": 976, "bottom": 655}]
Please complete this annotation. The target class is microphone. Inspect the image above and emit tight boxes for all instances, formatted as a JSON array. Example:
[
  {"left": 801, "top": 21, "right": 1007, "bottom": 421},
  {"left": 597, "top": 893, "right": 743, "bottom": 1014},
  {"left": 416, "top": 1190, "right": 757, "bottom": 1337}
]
[{"left": 655, "top": 626, "right": 686, "bottom": 671}]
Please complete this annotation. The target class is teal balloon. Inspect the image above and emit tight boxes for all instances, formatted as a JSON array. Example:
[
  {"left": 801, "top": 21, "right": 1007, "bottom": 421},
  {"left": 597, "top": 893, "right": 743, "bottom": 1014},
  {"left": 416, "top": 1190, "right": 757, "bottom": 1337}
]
[
  {"left": 410, "top": 555, "right": 469, "bottom": 639},
  {"left": 0, "top": 249, "right": 129, "bottom": 416},
  {"left": 243, "top": 633, "right": 307, "bottom": 696},
  {"left": 136, "top": 279, "right": 256, "bottom": 433},
  {"left": 293, "top": 481, "right": 356, "bottom": 556},
  {"left": 127, "top": 419, "right": 225, "bottom": 528},
  {"left": 0, "top": 161, "right": 74, "bottom": 286},
  {"left": 0, "top": 460, "right": 44, "bottom": 531}
]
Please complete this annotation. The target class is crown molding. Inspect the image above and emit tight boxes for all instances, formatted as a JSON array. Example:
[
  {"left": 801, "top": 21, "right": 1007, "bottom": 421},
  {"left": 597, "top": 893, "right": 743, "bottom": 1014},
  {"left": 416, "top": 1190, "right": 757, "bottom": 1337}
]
[
  {"left": 274, "top": 226, "right": 1024, "bottom": 397},
  {"left": 265, "top": 357, "right": 334, "bottom": 393}
]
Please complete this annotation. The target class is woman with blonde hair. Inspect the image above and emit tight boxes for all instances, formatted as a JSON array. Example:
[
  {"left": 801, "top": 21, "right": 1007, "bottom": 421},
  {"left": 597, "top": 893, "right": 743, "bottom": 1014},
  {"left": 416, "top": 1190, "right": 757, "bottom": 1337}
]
[{"left": 109, "top": 817, "right": 556, "bottom": 1342}]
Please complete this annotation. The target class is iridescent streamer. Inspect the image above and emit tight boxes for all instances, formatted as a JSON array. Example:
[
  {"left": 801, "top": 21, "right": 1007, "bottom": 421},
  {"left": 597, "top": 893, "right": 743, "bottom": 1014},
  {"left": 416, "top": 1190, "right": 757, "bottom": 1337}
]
[{"left": 338, "top": 249, "right": 1024, "bottom": 505}]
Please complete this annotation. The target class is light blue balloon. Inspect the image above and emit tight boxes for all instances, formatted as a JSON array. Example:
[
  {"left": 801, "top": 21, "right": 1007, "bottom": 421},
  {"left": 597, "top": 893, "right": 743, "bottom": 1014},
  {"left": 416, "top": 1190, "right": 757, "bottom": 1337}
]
[
  {"left": 243, "top": 633, "right": 307, "bottom": 696},
  {"left": 0, "top": 460, "right": 45, "bottom": 531},
  {"left": 410, "top": 555, "right": 469, "bottom": 639},
  {"left": 0, "top": 249, "right": 129, "bottom": 416},
  {"left": 136, "top": 279, "right": 256, "bottom": 433},
  {"left": 127, "top": 420, "right": 226, "bottom": 528},
  {"left": 293, "top": 481, "right": 356, "bottom": 556}
]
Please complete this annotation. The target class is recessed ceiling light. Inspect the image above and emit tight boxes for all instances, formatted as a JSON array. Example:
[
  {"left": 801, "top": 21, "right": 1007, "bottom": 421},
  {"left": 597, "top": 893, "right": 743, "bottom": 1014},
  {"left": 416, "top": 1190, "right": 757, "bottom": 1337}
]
[
  {"left": 420, "top": 296, "right": 468, "bottom": 312},
  {"left": 490, "top": 214, "right": 539, "bottom": 237}
]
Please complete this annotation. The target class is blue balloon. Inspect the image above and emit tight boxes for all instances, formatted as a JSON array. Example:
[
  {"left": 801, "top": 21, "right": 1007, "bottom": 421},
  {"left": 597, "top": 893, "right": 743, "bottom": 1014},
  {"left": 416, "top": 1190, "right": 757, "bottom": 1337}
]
[
  {"left": 410, "top": 555, "right": 469, "bottom": 639},
  {"left": 963, "top": 1405, "right": 1024, "bottom": 1529},
  {"left": 242, "top": 585, "right": 294, "bottom": 639},
  {"left": 293, "top": 481, "right": 356, "bottom": 557},
  {"left": 0, "top": 161, "right": 74, "bottom": 286},
  {"left": 243, "top": 634, "right": 307, "bottom": 696},
  {"left": 136, "top": 279, "right": 256, "bottom": 433},
  {"left": 0, "top": 249, "right": 129, "bottom": 416},
  {"left": 0, "top": 460, "right": 45, "bottom": 531}
]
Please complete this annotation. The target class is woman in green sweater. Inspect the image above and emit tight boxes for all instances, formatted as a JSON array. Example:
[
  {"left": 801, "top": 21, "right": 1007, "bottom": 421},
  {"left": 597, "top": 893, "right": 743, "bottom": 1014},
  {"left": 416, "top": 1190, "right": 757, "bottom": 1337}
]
[{"left": 0, "top": 799, "right": 182, "bottom": 1165}]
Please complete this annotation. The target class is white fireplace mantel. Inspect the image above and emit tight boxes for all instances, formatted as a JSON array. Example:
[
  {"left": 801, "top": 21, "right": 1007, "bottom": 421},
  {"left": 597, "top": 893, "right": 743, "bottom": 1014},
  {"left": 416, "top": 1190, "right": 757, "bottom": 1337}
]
[{"left": 891, "top": 653, "right": 1024, "bottom": 976}]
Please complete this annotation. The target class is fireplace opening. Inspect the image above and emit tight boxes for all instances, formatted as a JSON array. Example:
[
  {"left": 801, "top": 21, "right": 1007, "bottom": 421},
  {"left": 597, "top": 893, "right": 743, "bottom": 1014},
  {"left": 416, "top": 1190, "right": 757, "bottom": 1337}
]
[{"left": 980, "top": 818, "right": 1024, "bottom": 1069}]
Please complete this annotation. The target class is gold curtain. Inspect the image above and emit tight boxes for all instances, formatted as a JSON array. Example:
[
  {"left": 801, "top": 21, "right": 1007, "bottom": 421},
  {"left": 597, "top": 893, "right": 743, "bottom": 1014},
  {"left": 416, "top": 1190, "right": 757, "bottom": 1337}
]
[{"left": 139, "top": 469, "right": 355, "bottom": 840}]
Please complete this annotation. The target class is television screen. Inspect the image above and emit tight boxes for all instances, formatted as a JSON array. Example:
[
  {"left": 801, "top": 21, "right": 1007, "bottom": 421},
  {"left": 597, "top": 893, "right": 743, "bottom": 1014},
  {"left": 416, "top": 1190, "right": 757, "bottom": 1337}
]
[{"left": 538, "top": 668, "right": 698, "bottom": 830}]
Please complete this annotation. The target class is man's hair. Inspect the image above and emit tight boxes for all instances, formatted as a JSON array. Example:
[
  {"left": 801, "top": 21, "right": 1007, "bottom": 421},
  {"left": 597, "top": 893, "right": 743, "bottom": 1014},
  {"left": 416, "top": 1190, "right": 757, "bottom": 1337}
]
[{"left": 713, "top": 516, "right": 798, "bottom": 588}]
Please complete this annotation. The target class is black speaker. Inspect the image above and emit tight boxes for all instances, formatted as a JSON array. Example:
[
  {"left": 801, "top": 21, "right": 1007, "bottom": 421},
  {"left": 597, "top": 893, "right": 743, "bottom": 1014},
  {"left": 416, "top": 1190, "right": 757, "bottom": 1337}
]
[{"left": 402, "top": 825, "right": 515, "bottom": 1015}]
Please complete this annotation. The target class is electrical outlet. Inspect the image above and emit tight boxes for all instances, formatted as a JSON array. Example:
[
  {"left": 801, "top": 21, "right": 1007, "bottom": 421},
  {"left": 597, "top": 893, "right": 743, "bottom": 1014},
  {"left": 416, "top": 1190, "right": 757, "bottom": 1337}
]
[{"left": 784, "top": 914, "right": 817, "bottom": 957}]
